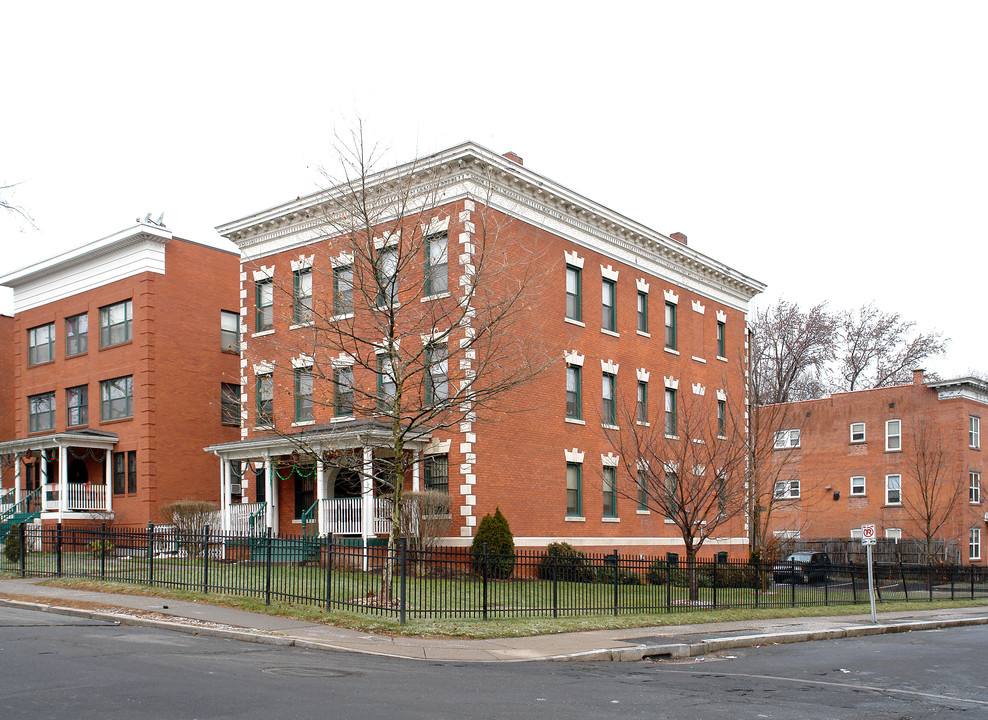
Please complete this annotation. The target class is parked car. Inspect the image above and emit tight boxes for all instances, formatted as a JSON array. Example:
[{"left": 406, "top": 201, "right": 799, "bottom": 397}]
[{"left": 773, "top": 552, "right": 831, "bottom": 584}]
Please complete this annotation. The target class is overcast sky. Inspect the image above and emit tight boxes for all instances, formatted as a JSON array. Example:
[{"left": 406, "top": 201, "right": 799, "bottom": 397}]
[{"left": 2, "top": 2, "right": 984, "bottom": 378}]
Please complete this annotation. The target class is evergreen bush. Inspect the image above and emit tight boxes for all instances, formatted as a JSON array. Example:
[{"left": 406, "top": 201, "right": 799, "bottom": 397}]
[
  {"left": 470, "top": 508, "right": 515, "bottom": 579},
  {"left": 536, "top": 542, "right": 596, "bottom": 582},
  {"left": 4, "top": 524, "right": 23, "bottom": 564}
]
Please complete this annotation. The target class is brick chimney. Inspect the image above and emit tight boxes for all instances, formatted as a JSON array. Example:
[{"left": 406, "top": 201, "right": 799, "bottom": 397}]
[
  {"left": 913, "top": 368, "right": 925, "bottom": 385},
  {"left": 670, "top": 232, "right": 687, "bottom": 245},
  {"left": 503, "top": 151, "right": 523, "bottom": 165}
]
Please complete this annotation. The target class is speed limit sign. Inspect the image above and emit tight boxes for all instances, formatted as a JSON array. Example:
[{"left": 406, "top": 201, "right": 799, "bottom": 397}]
[{"left": 861, "top": 524, "right": 877, "bottom": 545}]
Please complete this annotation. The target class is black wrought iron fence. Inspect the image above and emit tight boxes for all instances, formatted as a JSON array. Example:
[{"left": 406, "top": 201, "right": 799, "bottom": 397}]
[{"left": 2, "top": 523, "right": 987, "bottom": 623}]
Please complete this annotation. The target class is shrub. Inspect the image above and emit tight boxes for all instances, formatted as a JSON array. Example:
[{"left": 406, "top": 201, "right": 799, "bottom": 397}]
[
  {"left": 470, "top": 508, "right": 515, "bottom": 579},
  {"left": 537, "top": 542, "right": 596, "bottom": 583},
  {"left": 4, "top": 525, "right": 23, "bottom": 564},
  {"left": 88, "top": 539, "right": 114, "bottom": 558},
  {"left": 160, "top": 500, "right": 218, "bottom": 557},
  {"left": 594, "top": 562, "right": 643, "bottom": 585}
]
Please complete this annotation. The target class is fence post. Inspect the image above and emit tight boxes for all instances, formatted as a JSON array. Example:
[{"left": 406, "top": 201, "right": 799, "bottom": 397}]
[
  {"left": 56, "top": 522, "right": 63, "bottom": 578},
  {"left": 850, "top": 561, "right": 857, "bottom": 603},
  {"left": 264, "top": 527, "right": 273, "bottom": 606},
  {"left": 399, "top": 538, "right": 407, "bottom": 626},
  {"left": 823, "top": 559, "right": 829, "bottom": 606},
  {"left": 482, "top": 541, "right": 488, "bottom": 621},
  {"left": 99, "top": 522, "right": 107, "bottom": 580},
  {"left": 325, "top": 533, "right": 333, "bottom": 612},
  {"left": 147, "top": 523, "right": 155, "bottom": 586},
  {"left": 927, "top": 563, "right": 933, "bottom": 602},
  {"left": 203, "top": 525, "right": 210, "bottom": 595},
  {"left": 972, "top": 564, "right": 976, "bottom": 600},
  {"left": 551, "top": 551, "right": 558, "bottom": 619},
  {"left": 665, "top": 560, "right": 672, "bottom": 613},
  {"left": 899, "top": 561, "right": 909, "bottom": 601},
  {"left": 712, "top": 556, "right": 718, "bottom": 609},
  {"left": 950, "top": 564, "right": 955, "bottom": 600},
  {"left": 790, "top": 558, "right": 796, "bottom": 608},
  {"left": 19, "top": 523, "right": 26, "bottom": 577},
  {"left": 612, "top": 550, "right": 619, "bottom": 617},
  {"left": 754, "top": 559, "right": 760, "bottom": 609}
]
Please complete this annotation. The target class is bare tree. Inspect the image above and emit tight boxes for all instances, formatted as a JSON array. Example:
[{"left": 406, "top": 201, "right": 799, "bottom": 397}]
[
  {"left": 832, "top": 303, "right": 948, "bottom": 392},
  {"left": 0, "top": 181, "right": 36, "bottom": 230},
  {"left": 751, "top": 299, "right": 833, "bottom": 404},
  {"left": 900, "top": 417, "right": 963, "bottom": 563},
  {"left": 248, "top": 128, "right": 554, "bottom": 600},
  {"left": 607, "top": 389, "right": 750, "bottom": 600}
]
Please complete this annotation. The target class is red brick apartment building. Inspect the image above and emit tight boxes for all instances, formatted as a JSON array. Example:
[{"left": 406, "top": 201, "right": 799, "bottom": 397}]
[
  {"left": 763, "top": 370, "right": 988, "bottom": 563},
  {"left": 0, "top": 224, "right": 241, "bottom": 528},
  {"left": 205, "top": 143, "right": 764, "bottom": 555}
]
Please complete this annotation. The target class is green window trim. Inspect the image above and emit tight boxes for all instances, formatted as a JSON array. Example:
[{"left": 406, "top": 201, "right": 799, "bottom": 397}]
[
  {"left": 602, "top": 372, "right": 616, "bottom": 426},
  {"left": 65, "top": 314, "right": 88, "bottom": 357},
  {"left": 424, "top": 454, "right": 449, "bottom": 494},
  {"left": 664, "top": 387, "right": 677, "bottom": 436},
  {"left": 637, "top": 291, "right": 648, "bottom": 333},
  {"left": 293, "top": 269, "right": 313, "bottom": 324},
  {"left": 255, "top": 280, "right": 273, "bottom": 332},
  {"left": 66, "top": 385, "right": 89, "bottom": 427},
  {"left": 637, "top": 381, "right": 648, "bottom": 424},
  {"left": 424, "top": 232, "right": 449, "bottom": 296},
  {"left": 566, "top": 462, "right": 582, "bottom": 517},
  {"left": 27, "top": 323, "right": 55, "bottom": 366},
  {"left": 603, "top": 465, "right": 618, "bottom": 518},
  {"left": 637, "top": 468, "right": 648, "bottom": 510},
  {"left": 256, "top": 373, "right": 273, "bottom": 425},
  {"left": 716, "top": 320, "right": 726, "bottom": 358},
  {"left": 333, "top": 265, "right": 353, "bottom": 316},
  {"left": 717, "top": 399, "right": 726, "bottom": 436},
  {"left": 28, "top": 392, "right": 56, "bottom": 433},
  {"left": 378, "top": 355, "right": 396, "bottom": 411},
  {"left": 294, "top": 367, "right": 313, "bottom": 422},
  {"left": 100, "top": 375, "right": 133, "bottom": 422},
  {"left": 334, "top": 366, "right": 354, "bottom": 416},
  {"left": 602, "top": 278, "right": 616, "bottom": 331},
  {"left": 664, "top": 302, "right": 677, "bottom": 350},
  {"left": 565, "top": 265, "right": 582, "bottom": 321},
  {"left": 99, "top": 300, "right": 133, "bottom": 348},
  {"left": 566, "top": 365, "right": 582, "bottom": 420}
]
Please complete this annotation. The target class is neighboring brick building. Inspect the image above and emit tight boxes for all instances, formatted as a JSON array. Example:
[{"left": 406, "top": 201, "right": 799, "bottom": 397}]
[
  {"left": 205, "top": 143, "right": 764, "bottom": 555},
  {"left": 762, "top": 370, "right": 988, "bottom": 563},
  {"left": 0, "top": 223, "right": 241, "bottom": 528}
]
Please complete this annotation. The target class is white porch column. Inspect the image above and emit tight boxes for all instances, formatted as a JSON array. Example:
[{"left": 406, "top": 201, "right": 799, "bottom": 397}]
[
  {"left": 361, "top": 446, "right": 374, "bottom": 545},
  {"left": 14, "top": 458, "right": 22, "bottom": 504},
  {"left": 104, "top": 450, "right": 113, "bottom": 514},
  {"left": 412, "top": 449, "right": 421, "bottom": 492},
  {"left": 221, "top": 460, "right": 231, "bottom": 533},
  {"left": 266, "top": 455, "right": 278, "bottom": 534},
  {"left": 39, "top": 454, "right": 50, "bottom": 516},
  {"left": 316, "top": 458, "right": 326, "bottom": 536},
  {"left": 58, "top": 446, "right": 68, "bottom": 518}
]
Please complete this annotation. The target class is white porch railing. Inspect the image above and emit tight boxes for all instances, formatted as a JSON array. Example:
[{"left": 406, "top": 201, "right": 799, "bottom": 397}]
[
  {"left": 374, "top": 497, "right": 392, "bottom": 536},
  {"left": 229, "top": 502, "right": 266, "bottom": 536},
  {"left": 313, "top": 497, "right": 393, "bottom": 536},
  {"left": 41, "top": 484, "right": 108, "bottom": 512}
]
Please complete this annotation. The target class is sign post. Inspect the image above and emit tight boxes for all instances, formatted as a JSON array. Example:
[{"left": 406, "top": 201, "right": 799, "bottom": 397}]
[{"left": 861, "top": 524, "right": 877, "bottom": 624}]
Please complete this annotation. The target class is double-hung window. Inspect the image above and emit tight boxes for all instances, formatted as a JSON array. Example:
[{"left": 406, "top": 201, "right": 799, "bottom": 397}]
[
  {"left": 378, "top": 356, "right": 396, "bottom": 410},
  {"left": 636, "top": 381, "right": 648, "bottom": 424},
  {"left": 566, "top": 463, "right": 582, "bottom": 517},
  {"left": 426, "top": 343, "right": 449, "bottom": 405},
  {"left": 602, "top": 466, "right": 617, "bottom": 518},
  {"left": 255, "top": 280, "right": 273, "bottom": 332},
  {"left": 716, "top": 320, "right": 726, "bottom": 358},
  {"left": 255, "top": 373, "right": 273, "bottom": 425},
  {"left": 332, "top": 265, "right": 353, "bottom": 316},
  {"left": 664, "top": 302, "right": 677, "bottom": 350},
  {"left": 112, "top": 450, "right": 136, "bottom": 495},
  {"left": 601, "top": 279, "right": 616, "bottom": 332},
  {"left": 28, "top": 392, "right": 55, "bottom": 433},
  {"left": 99, "top": 300, "right": 132, "bottom": 347},
  {"left": 971, "top": 471, "right": 981, "bottom": 503},
  {"left": 885, "top": 474, "right": 901, "bottom": 504},
  {"left": 425, "top": 232, "right": 448, "bottom": 296},
  {"left": 602, "top": 372, "right": 616, "bottom": 426},
  {"left": 971, "top": 416, "right": 981, "bottom": 449},
  {"left": 971, "top": 528, "right": 982, "bottom": 561},
  {"left": 637, "top": 291, "right": 648, "bottom": 333},
  {"left": 850, "top": 476, "right": 866, "bottom": 496},
  {"left": 717, "top": 399, "right": 726, "bottom": 437},
  {"left": 774, "top": 429, "right": 800, "bottom": 449},
  {"left": 850, "top": 422, "right": 866, "bottom": 443},
  {"left": 334, "top": 366, "right": 354, "bottom": 416},
  {"left": 66, "top": 385, "right": 88, "bottom": 427},
  {"left": 566, "top": 365, "right": 582, "bottom": 420},
  {"left": 664, "top": 388, "right": 677, "bottom": 436},
  {"left": 637, "top": 468, "right": 648, "bottom": 510},
  {"left": 886, "top": 419, "right": 901, "bottom": 451},
  {"left": 773, "top": 479, "right": 800, "bottom": 499},
  {"left": 27, "top": 323, "right": 54, "bottom": 366},
  {"left": 294, "top": 367, "right": 313, "bottom": 422},
  {"left": 565, "top": 266, "right": 581, "bottom": 321},
  {"left": 220, "top": 383, "right": 240, "bottom": 425},
  {"left": 100, "top": 376, "right": 133, "bottom": 421},
  {"left": 377, "top": 247, "right": 398, "bottom": 307},
  {"left": 221, "top": 311, "right": 239, "bottom": 352},
  {"left": 293, "top": 269, "right": 313, "bottom": 324},
  {"left": 65, "top": 314, "right": 88, "bottom": 357}
]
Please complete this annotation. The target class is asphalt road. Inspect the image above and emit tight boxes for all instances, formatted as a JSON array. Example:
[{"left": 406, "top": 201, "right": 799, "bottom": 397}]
[{"left": 1, "top": 605, "right": 985, "bottom": 719}]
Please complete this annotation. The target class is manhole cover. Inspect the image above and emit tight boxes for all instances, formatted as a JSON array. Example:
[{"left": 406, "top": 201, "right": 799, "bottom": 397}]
[{"left": 261, "top": 667, "right": 359, "bottom": 678}]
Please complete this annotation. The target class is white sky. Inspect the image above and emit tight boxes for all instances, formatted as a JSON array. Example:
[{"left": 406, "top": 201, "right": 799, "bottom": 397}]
[{"left": 1, "top": 2, "right": 984, "bottom": 378}]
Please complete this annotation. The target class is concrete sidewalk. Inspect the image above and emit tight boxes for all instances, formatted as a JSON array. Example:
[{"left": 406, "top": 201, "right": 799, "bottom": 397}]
[{"left": 1, "top": 576, "right": 986, "bottom": 662}]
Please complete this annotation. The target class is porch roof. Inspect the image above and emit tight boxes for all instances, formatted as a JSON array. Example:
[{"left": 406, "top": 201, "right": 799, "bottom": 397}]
[
  {"left": 0, "top": 429, "right": 119, "bottom": 456},
  {"left": 204, "top": 418, "right": 433, "bottom": 461}
]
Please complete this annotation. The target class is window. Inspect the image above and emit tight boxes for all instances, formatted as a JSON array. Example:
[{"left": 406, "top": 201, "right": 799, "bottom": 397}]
[
  {"left": 426, "top": 343, "right": 449, "bottom": 405},
  {"left": 850, "top": 422, "right": 866, "bottom": 443},
  {"left": 566, "top": 365, "right": 582, "bottom": 420},
  {"left": 220, "top": 383, "right": 240, "bottom": 425},
  {"left": 100, "top": 376, "right": 133, "bottom": 421},
  {"left": 717, "top": 399, "right": 726, "bottom": 437},
  {"left": 565, "top": 266, "right": 582, "bottom": 321},
  {"left": 27, "top": 323, "right": 54, "bottom": 366},
  {"left": 886, "top": 419, "right": 901, "bottom": 451},
  {"left": 28, "top": 392, "right": 55, "bottom": 433},
  {"left": 255, "top": 466, "right": 267, "bottom": 503},
  {"left": 601, "top": 279, "right": 616, "bottom": 332},
  {"left": 774, "top": 429, "right": 800, "bottom": 449},
  {"left": 664, "top": 469, "right": 679, "bottom": 518},
  {"left": 424, "top": 454, "right": 449, "bottom": 494},
  {"left": 603, "top": 465, "right": 617, "bottom": 518},
  {"left": 256, "top": 373, "right": 273, "bottom": 425},
  {"left": 334, "top": 265, "right": 353, "bottom": 316},
  {"left": 664, "top": 388, "right": 677, "bottom": 436},
  {"left": 637, "top": 291, "right": 648, "bottom": 333},
  {"left": 885, "top": 474, "right": 901, "bottom": 504},
  {"left": 885, "top": 528, "right": 902, "bottom": 541},
  {"left": 637, "top": 381, "right": 648, "bottom": 424},
  {"left": 566, "top": 463, "right": 582, "bottom": 517},
  {"left": 112, "top": 450, "right": 136, "bottom": 495},
  {"left": 66, "top": 386, "right": 88, "bottom": 427},
  {"left": 971, "top": 472, "right": 981, "bottom": 503},
  {"left": 637, "top": 468, "right": 648, "bottom": 510},
  {"left": 971, "top": 528, "right": 982, "bottom": 561},
  {"left": 255, "top": 280, "right": 273, "bottom": 332},
  {"left": 293, "top": 269, "right": 313, "bottom": 323},
  {"left": 334, "top": 367, "right": 354, "bottom": 416},
  {"left": 65, "top": 314, "right": 88, "bottom": 357},
  {"left": 221, "top": 311, "right": 239, "bottom": 352},
  {"left": 377, "top": 247, "right": 398, "bottom": 307},
  {"left": 971, "top": 416, "right": 981, "bottom": 449},
  {"left": 99, "top": 300, "right": 132, "bottom": 347},
  {"left": 664, "top": 302, "right": 677, "bottom": 350},
  {"left": 425, "top": 232, "right": 448, "bottom": 296},
  {"left": 294, "top": 368, "right": 313, "bottom": 422},
  {"left": 716, "top": 320, "right": 726, "bottom": 358},
  {"left": 774, "top": 479, "right": 800, "bottom": 499},
  {"left": 850, "top": 528, "right": 863, "bottom": 539},
  {"left": 602, "top": 372, "right": 616, "bottom": 426},
  {"left": 850, "top": 476, "right": 866, "bottom": 496},
  {"left": 378, "top": 356, "right": 396, "bottom": 410}
]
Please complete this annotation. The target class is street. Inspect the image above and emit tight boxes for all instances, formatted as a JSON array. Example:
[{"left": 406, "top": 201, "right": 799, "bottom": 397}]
[{"left": 1, "top": 605, "right": 985, "bottom": 719}]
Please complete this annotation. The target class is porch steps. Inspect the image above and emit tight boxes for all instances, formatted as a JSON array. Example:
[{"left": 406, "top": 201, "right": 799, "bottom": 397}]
[{"left": 0, "top": 512, "right": 41, "bottom": 543}]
